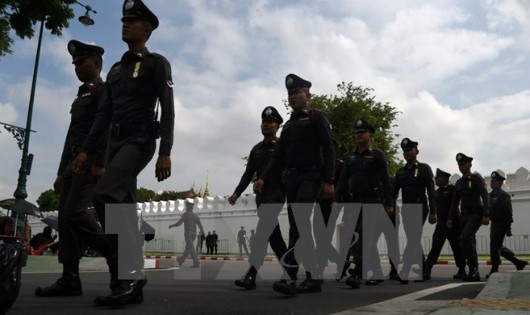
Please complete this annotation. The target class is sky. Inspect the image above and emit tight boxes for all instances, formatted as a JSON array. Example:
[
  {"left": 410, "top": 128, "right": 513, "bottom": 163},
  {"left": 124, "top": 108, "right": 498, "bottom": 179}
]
[{"left": 0, "top": 0, "right": 529, "bottom": 205}]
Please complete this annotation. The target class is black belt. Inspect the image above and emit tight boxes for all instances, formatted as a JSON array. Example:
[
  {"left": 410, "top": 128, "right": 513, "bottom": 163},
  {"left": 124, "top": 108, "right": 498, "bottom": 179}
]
[
  {"left": 285, "top": 165, "right": 319, "bottom": 176},
  {"left": 111, "top": 121, "right": 157, "bottom": 137}
]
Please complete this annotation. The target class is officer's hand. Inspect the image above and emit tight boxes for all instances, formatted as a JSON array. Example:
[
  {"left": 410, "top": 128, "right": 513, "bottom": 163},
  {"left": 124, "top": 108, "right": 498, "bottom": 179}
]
[
  {"left": 228, "top": 193, "right": 238, "bottom": 205},
  {"left": 155, "top": 155, "right": 171, "bottom": 182},
  {"left": 482, "top": 216, "right": 490, "bottom": 226},
  {"left": 253, "top": 179, "right": 264, "bottom": 193},
  {"left": 446, "top": 219, "right": 453, "bottom": 229},
  {"left": 429, "top": 213, "right": 437, "bottom": 225},
  {"left": 506, "top": 226, "right": 513, "bottom": 237},
  {"left": 90, "top": 165, "right": 105, "bottom": 181},
  {"left": 53, "top": 176, "right": 63, "bottom": 194},
  {"left": 72, "top": 152, "right": 88, "bottom": 174},
  {"left": 322, "top": 183, "right": 335, "bottom": 200},
  {"left": 385, "top": 205, "right": 394, "bottom": 216}
]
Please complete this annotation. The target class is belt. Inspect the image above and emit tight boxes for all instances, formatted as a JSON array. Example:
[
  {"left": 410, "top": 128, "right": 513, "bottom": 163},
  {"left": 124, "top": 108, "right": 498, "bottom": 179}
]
[
  {"left": 285, "top": 165, "right": 319, "bottom": 176},
  {"left": 111, "top": 121, "right": 156, "bottom": 137}
]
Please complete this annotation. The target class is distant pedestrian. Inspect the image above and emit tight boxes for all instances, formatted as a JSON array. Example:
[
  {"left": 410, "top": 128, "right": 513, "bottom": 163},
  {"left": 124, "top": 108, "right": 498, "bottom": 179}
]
[
  {"left": 237, "top": 226, "right": 249, "bottom": 256},
  {"left": 205, "top": 231, "right": 212, "bottom": 255},
  {"left": 169, "top": 200, "right": 204, "bottom": 267},
  {"left": 211, "top": 230, "right": 219, "bottom": 255}
]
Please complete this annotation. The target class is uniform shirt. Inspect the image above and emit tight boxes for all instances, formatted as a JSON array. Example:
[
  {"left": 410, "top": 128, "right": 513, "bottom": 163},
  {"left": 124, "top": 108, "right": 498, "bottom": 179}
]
[
  {"left": 450, "top": 173, "right": 490, "bottom": 217},
  {"left": 261, "top": 108, "right": 335, "bottom": 184},
  {"left": 57, "top": 77, "right": 106, "bottom": 176},
  {"left": 435, "top": 184, "right": 455, "bottom": 224},
  {"left": 233, "top": 138, "right": 280, "bottom": 196},
  {"left": 489, "top": 188, "right": 513, "bottom": 222},
  {"left": 172, "top": 211, "right": 204, "bottom": 239},
  {"left": 83, "top": 48, "right": 174, "bottom": 156},
  {"left": 335, "top": 147, "right": 392, "bottom": 206},
  {"left": 393, "top": 161, "right": 436, "bottom": 214}
]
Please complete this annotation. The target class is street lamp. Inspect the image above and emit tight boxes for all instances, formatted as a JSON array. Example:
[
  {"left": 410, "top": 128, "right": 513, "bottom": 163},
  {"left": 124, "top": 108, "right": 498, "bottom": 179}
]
[{"left": 4, "top": 1, "right": 97, "bottom": 232}]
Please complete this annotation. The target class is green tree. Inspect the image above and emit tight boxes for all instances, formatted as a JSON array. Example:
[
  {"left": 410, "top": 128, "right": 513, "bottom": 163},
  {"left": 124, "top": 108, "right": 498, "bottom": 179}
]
[
  {"left": 137, "top": 187, "right": 156, "bottom": 203},
  {"left": 0, "top": 0, "right": 76, "bottom": 57},
  {"left": 36, "top": 189, "right": 59, "bottom": 212},
  {"left": 302, "top": 82, "right": 401, "bottom": 174},
  {"left": 155, "top": 190, "right": 189, "bottom": 201}
]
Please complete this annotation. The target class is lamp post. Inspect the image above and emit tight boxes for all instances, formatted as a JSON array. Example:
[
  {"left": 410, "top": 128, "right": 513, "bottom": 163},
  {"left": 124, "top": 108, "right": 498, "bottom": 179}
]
[{"left": 2, "top": 2, "right": 97, "bottom": 232}]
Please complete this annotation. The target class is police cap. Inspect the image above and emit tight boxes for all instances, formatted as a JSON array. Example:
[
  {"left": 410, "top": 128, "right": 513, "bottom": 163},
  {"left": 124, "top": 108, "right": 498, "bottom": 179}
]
[
  {"left": 261, "top": 106, "right": 283, "bottom": 124},
  {"left": 435, "top": 168, "right": 451, "bottom": 178},
  {"left": 354, "top": 118, "right": 375, "bottom": 133},
  {"left": 491, "top": 170, "right": 506, "bottom": 181},
  {"left": 285, "top": 73, "right": 312, "bottom": 91},
  {"left": 122, "top": 0, "right": 159, "bottom": 30},
  {"left": 456, "top": 153, "right": 473, "bottom": 165},
  {"left": 400, "top": 137, "right": 418, "bottom": 150},
  {"left": 67, "top": 40, "right": 104, "bottom": 64}
]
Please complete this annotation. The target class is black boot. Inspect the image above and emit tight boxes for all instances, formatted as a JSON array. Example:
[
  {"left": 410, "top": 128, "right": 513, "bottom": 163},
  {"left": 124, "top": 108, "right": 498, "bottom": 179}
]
[
  {"left": 345, "top": 269, "right": 361, "bottom": 289},
  {"left": 35, "top": 261, "right": 82, "bottom": 297},
  {"left": 485, "top": 268, "right": 498, "bottom": 280},
  {"left": 272, "top": 279, "right": 297, "bottom": 296},
  {"left": 388, "top": 262, "right": 399, "bottom": 281},
  {"left": 94, "top": 276, "right": 147, "bottom": 306},
  {"left": 297, "top": 272, "right": 322, "bottom": 293},
  {"left": 235, "top": 267, "right": 257, "bottom": 290},
  {"left": 516, "top": 260, "right": 528, "bottom": 271},
  {"left": 464, "top": 268, "right": 480, "bottom": 282},
  {"left": 453, "top": 268, "right": 467, "bottom": 280},
  {"left": 335, "top": 260, "right": 351, "bottom": 281}
]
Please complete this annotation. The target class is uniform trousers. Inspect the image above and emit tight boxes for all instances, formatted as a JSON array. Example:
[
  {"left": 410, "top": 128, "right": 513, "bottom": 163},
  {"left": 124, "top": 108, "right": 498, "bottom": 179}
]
[
  {"left": 284, "top": 177, "right": 323, "bottom": 277},
  {"left": 459, "top": 210, "right": 482, "bottom": 269},
  {"left": 490, "top": 219, "right": 520, "bottom": 271},
  {"left": 58, "top": 168, "right": 113, "bottom": 265},
  {"left": 249, "top": 189, "right": 296, "bottom": 279},
  {"left": 92, "top": 135, "right": 156, "bottom": 279},
  {"left": 426, "top": 222, "right": 466, "bottom": 270}
]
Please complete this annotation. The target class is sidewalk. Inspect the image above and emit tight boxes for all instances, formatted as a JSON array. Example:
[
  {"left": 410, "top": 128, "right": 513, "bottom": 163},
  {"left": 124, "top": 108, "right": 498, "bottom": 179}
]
[{"left": 429, "top": 271, "right": 530, "bottom": 315}]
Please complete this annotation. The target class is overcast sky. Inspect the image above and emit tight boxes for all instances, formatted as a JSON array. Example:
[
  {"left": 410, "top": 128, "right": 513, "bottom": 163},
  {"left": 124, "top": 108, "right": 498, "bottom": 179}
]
[{"left": 0, "top": 0, "right": 529, "bottom": 205}]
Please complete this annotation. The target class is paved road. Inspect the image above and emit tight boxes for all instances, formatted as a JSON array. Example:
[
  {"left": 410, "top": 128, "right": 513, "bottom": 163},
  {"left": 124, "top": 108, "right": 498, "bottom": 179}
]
[{"left": 10, "top": 259, "right": 496, "bottom": 315}]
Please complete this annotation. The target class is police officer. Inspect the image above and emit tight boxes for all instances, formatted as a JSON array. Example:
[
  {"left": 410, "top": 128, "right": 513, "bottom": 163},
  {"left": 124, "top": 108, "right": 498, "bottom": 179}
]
[
  {"left": 487, "top": 170, "right": 527, "bottom": 278},
  {"left": 169, "top": 200, "right": 204, "bottom": 268},
  {"left": 424, "top": 168, "right": 466, "bottom": 280},
  {"left": 393, "top": 138, "right": 436, "bottom": 284},
  {"left": 447, "top": 153, "right": 489, "bottom": 282},
  {"left": 229, "top": 106, "right": 296, "bottom": 293},
  {"left": 254, "top": 74, "right": 335, "bottom": 295},
  {"left": 35, "top": 40, "right": 115, "bottom": 297},
  {"left": 336, "top": 118, "right": 393, "bottom": 288},
  {"left": 72, "top": 0, "right": 174, "bottom": 306}
]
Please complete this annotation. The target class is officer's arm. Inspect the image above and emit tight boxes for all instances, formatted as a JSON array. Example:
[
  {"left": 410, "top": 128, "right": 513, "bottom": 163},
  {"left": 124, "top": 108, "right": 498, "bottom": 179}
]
[
  {"left": 82, "top": 84, "right": 113, "bottom": 154},
  {"left": 505, "top": 193, "right": 514, "bottom": 222},
  {"left": 314, "top": 111, "right": 335, "bottom": 184},
  {"left": 154, "top": 55, "right": 175, "bottom": 156},
  {"left": 424, "top": 164, "right": 437, "bottom": 215},
  {"left": 377, "top": 152, "right": 393, "bottom": 207},
  {"left": 57, "top": 130, "right": 72, "bottom": 177},
  {"left": 447, "top": 183, "right": 460, "bottom": 228},
  {"left": 233, "top": 147, "right": 257, "bottom": 197},
  {"left": 334, "top": 157, "right": 349, "bottom": 203},
  {"left": 92, "top": 84, "right": 109, "bottom": 167},
  {"left": 476, "top": 176, "right": 490, "bottom": 217}
]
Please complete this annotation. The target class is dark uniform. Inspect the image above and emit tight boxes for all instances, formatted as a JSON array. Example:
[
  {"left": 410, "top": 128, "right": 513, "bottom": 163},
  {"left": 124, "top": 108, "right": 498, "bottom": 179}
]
[
  {"left": 79, "top": 0, "right": 174, "bottom": 305},
  {"left": 488, "top": 170, "right": 527, "bottom": 277},
  {"left": 233, "top": 106, "right": 296, "bottom": 290},
  {"left": 35, "top": 40, "right": 115, "bottom": 297},
  {"left": 449, "top": 153, "right": 489, "bottom": 281},
  {"left": 393, "top": 138, "right": 436, "bottom": 282},
  {"left": 260, "top": 74, "right": 335, "bottom": 294},
  {"left": 211, "top": 231, "right": 219, "bottom": 254},
  {"left": 425, "top": 168, "right": 466, "bottom": 279},
  {"left": 336, "top": 118, "right": 392, "bottom": 288},
  {"left": 383, "top": 173, "right": 400, "bottom": 279}
]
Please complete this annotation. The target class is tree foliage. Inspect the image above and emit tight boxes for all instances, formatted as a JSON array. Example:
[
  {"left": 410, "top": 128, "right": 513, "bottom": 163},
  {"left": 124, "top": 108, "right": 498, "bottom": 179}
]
[
  {"left": 137, "top": 187, "right": 156, "bottom": 203},
  {"left": 306, "top": 82, "right": 402, "bottom": 174},
  {"left": 36, "top": 189, "right": 59, "bottom": 212},
  {"left": 154, "top": 190, "right": 190, "bottom": 201},
  {"left": 0, "top": 0, "right": 76, "bottom": 57}
]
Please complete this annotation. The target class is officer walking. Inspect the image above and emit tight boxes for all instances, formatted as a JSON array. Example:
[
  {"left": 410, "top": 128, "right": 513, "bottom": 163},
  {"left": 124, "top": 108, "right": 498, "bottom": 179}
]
[
  {"left": 335, "top": 118, "right": 393, "bottom": 288},
  {"left": 35, "top": 40, "right": 115, "bottom": 297},
  {"left": 229, "top": 106, "right": 296, "bottom": 293},
  {"left": 72, "top": 0, "right": 175, "bottom": 306},
  {"left": 447, "top": 153, "right": 490, "bottom": 282},
  {"left": 487, "top": 170, "right": 527, "bottom": 278},
  {"left": 254, "top": 74, "right": 335, "bottom": 295},
  {"left": 169, "top": 200, "right": 204, "bottom": 268},
  {"left": 424, "top": 168, "right": 466, "bottom": 280},
  {"left": 393, "top": 138, "right": 436, "bottom": 284}
]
